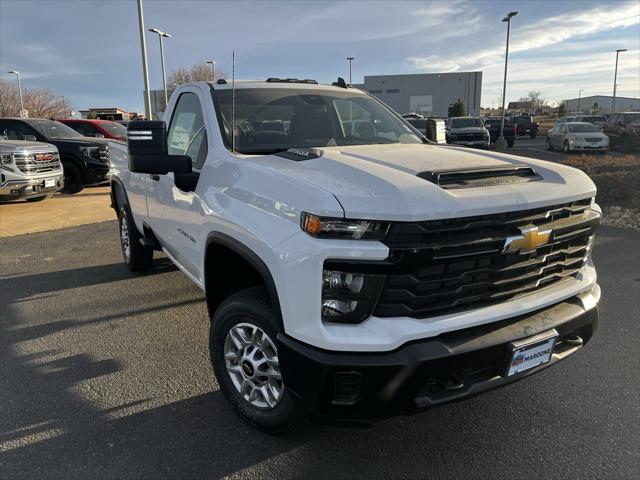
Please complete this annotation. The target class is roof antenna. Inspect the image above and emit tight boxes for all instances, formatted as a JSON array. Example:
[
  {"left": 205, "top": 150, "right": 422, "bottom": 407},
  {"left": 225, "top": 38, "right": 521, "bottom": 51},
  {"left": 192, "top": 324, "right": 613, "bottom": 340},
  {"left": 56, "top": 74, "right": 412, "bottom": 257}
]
[{"left": 231, "top": 50, "right": 236, "bottom": 153}]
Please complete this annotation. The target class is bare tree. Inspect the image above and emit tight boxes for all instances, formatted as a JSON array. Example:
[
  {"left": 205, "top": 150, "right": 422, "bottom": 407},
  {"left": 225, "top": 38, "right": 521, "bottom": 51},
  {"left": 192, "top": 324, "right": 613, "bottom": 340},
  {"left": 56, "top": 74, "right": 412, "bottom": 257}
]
[
  {"left": 167, "top": 63, "right": 226, "bottom": 91},
  {"left": 0, "top": 79, "right": 71, "bottom": 118}
]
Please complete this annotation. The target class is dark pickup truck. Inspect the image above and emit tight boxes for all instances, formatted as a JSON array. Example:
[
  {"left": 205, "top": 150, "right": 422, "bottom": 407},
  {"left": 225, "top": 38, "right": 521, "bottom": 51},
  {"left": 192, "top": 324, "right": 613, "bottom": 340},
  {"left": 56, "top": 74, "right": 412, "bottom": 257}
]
[
  {"left": 483, "top": 117, "right": 515, "bottom": 147},
  {"left": 599, "top": 112, "right": 640, "bottom": 152},
  {"left": 0, "top": 118, "right": 110, "bottom": 193},
  {"left": 512, "top": 115, "right": 539, "bottom": 138}
]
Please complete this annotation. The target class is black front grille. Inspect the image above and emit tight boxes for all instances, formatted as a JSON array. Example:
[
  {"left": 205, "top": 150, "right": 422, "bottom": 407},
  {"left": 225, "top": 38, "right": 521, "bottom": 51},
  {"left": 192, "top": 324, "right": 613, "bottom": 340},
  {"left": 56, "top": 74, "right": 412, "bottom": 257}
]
[
  {"left": 452, "top": 133, "right": 485, "bottom": 141},
  {"left": 98, "top": 144, "right": 109, "bottom": 163},
  {"left": 585, "top": 138, "right": 601, "bottom": 142},
  {"left": 373, "top": 198, "right": 597, "bottom": 319}
]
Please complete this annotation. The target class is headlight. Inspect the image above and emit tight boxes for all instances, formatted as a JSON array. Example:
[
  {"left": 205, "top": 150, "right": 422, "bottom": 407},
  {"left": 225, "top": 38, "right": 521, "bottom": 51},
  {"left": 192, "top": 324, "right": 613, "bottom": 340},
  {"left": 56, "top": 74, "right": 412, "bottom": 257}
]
[
  {"left": 321, "top": 268, "right": 385, "bottom": 323},
  {"left": 0, "top": 154, "right": 14, "bottom": 171},
  {"left": 79, "top": 146, "right": 100, "bottom": 160},
  {"left": 301, "top": 212, "right": 389, "bottom": 240}
]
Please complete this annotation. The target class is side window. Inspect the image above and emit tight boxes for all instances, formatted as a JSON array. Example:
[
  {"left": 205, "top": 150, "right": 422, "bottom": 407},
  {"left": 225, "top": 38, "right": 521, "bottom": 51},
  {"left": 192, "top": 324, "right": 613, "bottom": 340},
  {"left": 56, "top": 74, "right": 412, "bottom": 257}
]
[
  {"left": 0, "top": 121, "right": 37, "bottom": 140},
  {"left": 167, "top": 92, "right": 208, "bottom": 170},
  {"left": 77, "top": 123, "right": 101, "bottom": 137}
]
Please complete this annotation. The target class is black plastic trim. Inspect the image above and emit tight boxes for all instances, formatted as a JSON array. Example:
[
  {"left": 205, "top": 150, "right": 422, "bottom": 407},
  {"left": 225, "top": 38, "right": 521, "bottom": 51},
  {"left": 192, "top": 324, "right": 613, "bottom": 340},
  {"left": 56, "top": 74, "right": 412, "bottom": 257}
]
[{"left": 204, "top": 232, "right": 284, "bottom": 330}]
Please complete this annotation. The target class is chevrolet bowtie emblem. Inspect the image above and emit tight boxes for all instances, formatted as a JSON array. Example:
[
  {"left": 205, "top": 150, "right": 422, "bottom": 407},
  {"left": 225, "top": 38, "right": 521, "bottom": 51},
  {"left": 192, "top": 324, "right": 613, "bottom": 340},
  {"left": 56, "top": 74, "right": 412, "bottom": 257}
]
[{"left": 503, "top": 226, "right": 551, "bottom": 254}]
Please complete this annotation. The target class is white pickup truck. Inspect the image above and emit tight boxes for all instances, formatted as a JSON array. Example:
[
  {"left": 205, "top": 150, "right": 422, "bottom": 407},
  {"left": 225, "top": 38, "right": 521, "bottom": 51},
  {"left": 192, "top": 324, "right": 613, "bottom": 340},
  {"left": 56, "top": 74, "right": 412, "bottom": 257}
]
[{"left": 110, "top": 78, "right": 601, "bottom": 433}]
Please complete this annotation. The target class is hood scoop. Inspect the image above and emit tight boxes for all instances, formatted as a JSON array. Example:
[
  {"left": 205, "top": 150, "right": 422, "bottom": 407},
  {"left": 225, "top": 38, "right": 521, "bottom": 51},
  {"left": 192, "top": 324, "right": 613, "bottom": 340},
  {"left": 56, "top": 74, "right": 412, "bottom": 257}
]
[{"left": 417, "top": 165, "right": 541, "bottom": 190}]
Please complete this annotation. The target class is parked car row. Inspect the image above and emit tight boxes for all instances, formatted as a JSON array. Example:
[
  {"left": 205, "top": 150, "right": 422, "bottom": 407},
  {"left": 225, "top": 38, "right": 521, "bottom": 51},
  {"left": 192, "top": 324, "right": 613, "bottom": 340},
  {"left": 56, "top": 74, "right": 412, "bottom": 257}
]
[
  {"left": 553, "top": 112, "right": 640, "bottom": 153},
  {"left": 0, "top": 117, "right": 122, "bottom": 203}
]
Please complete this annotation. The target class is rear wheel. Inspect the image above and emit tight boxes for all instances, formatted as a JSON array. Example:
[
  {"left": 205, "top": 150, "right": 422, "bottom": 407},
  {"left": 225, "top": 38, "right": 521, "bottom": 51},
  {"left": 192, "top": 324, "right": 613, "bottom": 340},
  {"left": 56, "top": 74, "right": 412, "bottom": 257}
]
[
  {"left": 61, "top": 163, "right": 83, "bottom": 194},
  {"left": 210, "top": 287, "right": 303, "bottom": 434},
  {"left": 118, "top": 205, "right": 153, "bottom": 271}
]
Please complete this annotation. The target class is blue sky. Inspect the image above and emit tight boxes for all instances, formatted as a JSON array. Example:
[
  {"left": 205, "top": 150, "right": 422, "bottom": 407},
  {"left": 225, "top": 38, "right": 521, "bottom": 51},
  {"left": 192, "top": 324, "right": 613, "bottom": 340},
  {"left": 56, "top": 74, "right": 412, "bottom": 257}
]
[{"left": 1, "top": 0, "right": 638, "bottom": 113}]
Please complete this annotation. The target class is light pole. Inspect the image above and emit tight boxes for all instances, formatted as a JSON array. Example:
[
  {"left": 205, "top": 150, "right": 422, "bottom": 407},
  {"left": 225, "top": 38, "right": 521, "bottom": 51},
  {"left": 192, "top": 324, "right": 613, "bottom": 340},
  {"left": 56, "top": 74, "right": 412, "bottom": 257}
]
[
  {"left": 136, "top": 0, "right": 152, "bottom": 119},
  {"left": 497, "top": 11, "right": 517, "bottom": 151},
  {"left": 149, "top": 27, "right": 172, "bottom": 109},
  {"left": 346, "top": 57, "right": 354, "bottom": 86},
  {"left": 611, "top": 49, "right": 627, "bottom": 114},
  {"left": 577, "top": 89, "right": 583, "bottom": 114},
  {"left": 8, "top": 70, "right": 24, "bottom": 115},
  {"left": 206, "top": 60, "right": 216, "bottom": 81}
]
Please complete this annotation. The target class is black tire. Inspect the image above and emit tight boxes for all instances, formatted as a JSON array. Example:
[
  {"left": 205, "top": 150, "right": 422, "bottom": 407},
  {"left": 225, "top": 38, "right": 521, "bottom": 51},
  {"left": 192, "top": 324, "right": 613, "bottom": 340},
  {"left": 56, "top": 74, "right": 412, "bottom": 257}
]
[
  {"left": 210, "top": 287, "right": 303, "bottom": 434},
  {"left": 25, "top": 194, "right": 52, "bottom": 202},
  {"left": 546, "top": 138, "right": 553, "bottom": 151},
  {"left": 563, "top": 141, "right": 570, "bottom": 154},
  {"left": 530, "top": 132, "right": 537, "bottom": 139},
  {"left": 507, "top": 139, "right": 514, "bottom": 148},
  {"left": 117, "top": 205, "right": 153, "bottom": 271},
  {"left": 61, "top": 162, "right": 83, "bottom": 194}
]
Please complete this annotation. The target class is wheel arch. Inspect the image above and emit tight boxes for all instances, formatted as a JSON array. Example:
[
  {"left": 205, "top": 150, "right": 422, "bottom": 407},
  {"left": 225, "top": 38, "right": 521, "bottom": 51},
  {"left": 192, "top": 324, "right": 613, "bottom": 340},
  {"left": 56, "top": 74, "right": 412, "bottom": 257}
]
[{"left": 204, "top": 232, "right": 284, "bottom": 330}]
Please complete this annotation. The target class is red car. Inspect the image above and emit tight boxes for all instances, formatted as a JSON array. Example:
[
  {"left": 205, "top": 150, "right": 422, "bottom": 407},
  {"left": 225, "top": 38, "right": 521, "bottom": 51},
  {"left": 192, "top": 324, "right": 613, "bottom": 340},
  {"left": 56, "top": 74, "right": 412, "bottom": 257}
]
[{"left": 58, "top": 119, "right": 127, "bottom": 141}]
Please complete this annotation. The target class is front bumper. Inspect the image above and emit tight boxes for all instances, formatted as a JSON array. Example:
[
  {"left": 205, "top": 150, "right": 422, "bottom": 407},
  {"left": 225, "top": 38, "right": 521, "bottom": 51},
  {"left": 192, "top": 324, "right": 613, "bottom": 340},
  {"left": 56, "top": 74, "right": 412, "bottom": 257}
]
[
  {"left": 0, "top": 172, "right": 64, "bottom": 200},
  {"left": 277, "top": 286, "right": 599, "bottom": 424},
  {"left": 448, "top": 139, "right": 490, "bottom": 148}
]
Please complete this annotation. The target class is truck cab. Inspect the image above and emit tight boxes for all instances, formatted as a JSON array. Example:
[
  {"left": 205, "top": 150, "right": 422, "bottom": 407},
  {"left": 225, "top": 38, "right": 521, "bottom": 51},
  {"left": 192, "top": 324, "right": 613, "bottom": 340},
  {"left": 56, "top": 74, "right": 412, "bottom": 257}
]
[{"left": 110, "top": 79, "right": 601, "bottom": 433}]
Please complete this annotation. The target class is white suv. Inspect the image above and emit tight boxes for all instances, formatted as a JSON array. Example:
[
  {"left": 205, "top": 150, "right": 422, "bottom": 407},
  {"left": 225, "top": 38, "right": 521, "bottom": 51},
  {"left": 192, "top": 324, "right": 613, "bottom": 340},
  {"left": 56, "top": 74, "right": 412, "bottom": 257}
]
[{"left": 110, "top": 79, "right": 601, "bottom": 432}]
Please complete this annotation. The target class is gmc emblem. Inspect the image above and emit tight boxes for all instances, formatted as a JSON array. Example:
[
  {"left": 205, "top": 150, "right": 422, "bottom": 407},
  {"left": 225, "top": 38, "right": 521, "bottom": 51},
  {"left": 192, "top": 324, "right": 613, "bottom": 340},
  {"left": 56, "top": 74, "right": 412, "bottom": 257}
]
[{"left": 35, "top": 153, "right": 53, "bottom": 162}]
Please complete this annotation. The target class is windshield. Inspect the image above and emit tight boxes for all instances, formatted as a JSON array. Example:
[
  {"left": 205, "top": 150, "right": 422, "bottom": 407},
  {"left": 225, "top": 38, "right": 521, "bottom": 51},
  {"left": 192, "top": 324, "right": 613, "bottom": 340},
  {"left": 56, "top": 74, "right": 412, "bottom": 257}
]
[
  {"left": 568, "top": 124, "right": 599, "bottom": 133},
  {"left": 212, "top": 87, "right": 422, "bottom": 154},
  {"left": 101, "top": 122, "right": 127, "bottom": 137},
  {"left": 29, "top": 119, "right": 82, "bottom": 139},
  {"left": 450, "top": 118, "right": 484, "bottom": 128}
]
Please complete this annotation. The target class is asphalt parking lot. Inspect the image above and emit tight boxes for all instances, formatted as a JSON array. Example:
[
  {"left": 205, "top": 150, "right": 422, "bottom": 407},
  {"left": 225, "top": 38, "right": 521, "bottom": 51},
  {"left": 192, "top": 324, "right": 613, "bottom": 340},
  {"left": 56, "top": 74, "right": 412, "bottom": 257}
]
[
  {"left": 1, "top": 221, "right": 638, "bottom": 479},
  {"left": 1, "top": 142, "right": 639, "bottom": 479}
]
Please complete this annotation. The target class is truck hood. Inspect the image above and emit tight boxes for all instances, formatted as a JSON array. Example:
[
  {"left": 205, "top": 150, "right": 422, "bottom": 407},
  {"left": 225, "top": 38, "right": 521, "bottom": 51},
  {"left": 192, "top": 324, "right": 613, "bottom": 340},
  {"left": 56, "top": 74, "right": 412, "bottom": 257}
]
[
  {"left": 258, "top": 143, "right": 596, "bottom": 221},
  {"left": 0, "top": 139, "right": 56, "bottom": 152}
]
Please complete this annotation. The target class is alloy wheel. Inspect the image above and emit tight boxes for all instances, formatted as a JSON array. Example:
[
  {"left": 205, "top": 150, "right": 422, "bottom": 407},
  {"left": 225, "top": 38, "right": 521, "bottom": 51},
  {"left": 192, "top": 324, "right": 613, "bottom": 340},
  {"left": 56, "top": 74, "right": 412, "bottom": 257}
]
[{"left": 224, "top": 322, "right": 283, "bottom": 409}]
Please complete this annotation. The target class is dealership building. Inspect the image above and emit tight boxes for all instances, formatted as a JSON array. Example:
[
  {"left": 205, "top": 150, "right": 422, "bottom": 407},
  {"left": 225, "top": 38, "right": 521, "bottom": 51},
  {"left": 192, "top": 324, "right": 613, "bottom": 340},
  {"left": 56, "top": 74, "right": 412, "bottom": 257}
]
[
  {"left": 353, "top": 72, "right": 482, "bottom": 117},
  {"left": 562, "top": 95, "right": 640, "bottom": 115}
]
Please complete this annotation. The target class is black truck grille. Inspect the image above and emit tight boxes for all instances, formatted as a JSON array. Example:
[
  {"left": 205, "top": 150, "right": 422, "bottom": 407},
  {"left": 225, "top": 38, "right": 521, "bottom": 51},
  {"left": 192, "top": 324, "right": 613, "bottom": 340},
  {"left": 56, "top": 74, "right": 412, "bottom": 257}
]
[
  {"left": 98, "top": 144, "right": 110, "bottom": 163},
  {"left": 453, "top": 133, "right": 485, "bottom": 141},
  {"left": 373, "top": 198, "right": 598, "bottom": 319},
  {"left": 13, "top": 152, "right": 62, "bottom": 174}
]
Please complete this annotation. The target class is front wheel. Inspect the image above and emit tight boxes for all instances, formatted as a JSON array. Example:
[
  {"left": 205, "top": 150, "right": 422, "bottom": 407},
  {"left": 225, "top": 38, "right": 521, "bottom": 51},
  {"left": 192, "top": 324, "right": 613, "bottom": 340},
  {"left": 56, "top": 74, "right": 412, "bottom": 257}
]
[
  {"left": 546, "top": 138, "right": 553, "bottom": 151},
  {"left": 118, "top": 205, "right": 153, "bottom": 271},
  {"left": 530, "top": 132, "right": 537, "bottom": 139},
  {"left": 60, "top": 163, "right": 83, "bottom": 194},
  {"left": 210, "top": 287, "right": 303, "bottom": 434},
  {"left": 507, "top": 139, "right": 514, "bottom": 148},
  {"left": 563, "top": 141, "right": 571, "bottom": 154}
]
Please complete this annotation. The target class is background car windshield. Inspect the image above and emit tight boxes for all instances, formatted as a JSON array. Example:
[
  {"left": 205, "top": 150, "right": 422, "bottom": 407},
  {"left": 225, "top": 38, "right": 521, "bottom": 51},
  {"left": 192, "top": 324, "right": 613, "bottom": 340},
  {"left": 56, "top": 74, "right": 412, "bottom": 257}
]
[
  {"left": 102, "top": 122, "right": 127, "bottom": 137},
  {"left": 213, "top": 88, "right": 422, "bottom": 154},
  {"left": 568, "top": 124, "right": 599, "bottom": 133},
  {"left": 621, "top": 113, "right": 640, "bottom": 123},
  {"left": 451, "top": 118, "right": 484, "bottom": 128},
  {"left": 30, "top": 120, "right": 82, "bottom": 139}
]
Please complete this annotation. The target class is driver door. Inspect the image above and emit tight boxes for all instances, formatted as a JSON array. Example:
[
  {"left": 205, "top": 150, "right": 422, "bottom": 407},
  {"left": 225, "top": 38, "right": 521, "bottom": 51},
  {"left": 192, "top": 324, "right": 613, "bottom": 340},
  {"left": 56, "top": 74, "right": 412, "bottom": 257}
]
[{"left": 146, "top": 88, "right": 208, "bottom": 280}]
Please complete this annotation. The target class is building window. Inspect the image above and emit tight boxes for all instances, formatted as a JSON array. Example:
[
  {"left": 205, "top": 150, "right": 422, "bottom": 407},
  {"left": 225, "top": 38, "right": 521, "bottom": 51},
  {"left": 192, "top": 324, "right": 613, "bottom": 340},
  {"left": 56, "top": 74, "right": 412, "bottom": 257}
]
[
  {"left": 385, "top": 89, "right": 400, "bottom": 93},
  {"left": 368, "top": 89, "right": 383, "bottom": 94}
]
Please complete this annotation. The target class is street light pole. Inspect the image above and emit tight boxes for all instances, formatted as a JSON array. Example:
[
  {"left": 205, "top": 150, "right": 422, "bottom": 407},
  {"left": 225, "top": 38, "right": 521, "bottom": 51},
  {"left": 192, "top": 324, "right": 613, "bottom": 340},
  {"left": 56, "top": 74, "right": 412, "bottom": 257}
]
[
  {"left": 206, "top": 60, "right": 216, "bottom": 81},
  {"left": 136, "top": 0, "right": 152, "bottom": 119},
  {"left": 346, "top": 57, "right": 354, "bottom": 86},
  {"left": 577, "top": 89, "right": 583, "bottom": 114},
  {"left": 149, "top": 28, "right": 172, "bottom": 109},
  {"left": 497, "top": 11, "right": 517, "bottom": 151},
  {"left": 8, "top": 70, "right": 24, "bottom": 114},
  {"left": 612, "top": 49, "right": 627, "bottom": 115}
]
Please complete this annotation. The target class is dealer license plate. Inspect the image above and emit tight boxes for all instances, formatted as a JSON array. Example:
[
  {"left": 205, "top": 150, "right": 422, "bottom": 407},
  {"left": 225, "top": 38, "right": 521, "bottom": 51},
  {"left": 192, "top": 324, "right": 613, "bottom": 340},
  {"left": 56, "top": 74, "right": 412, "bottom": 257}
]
[
  {"left": 507, "top": 330, "right": 558, "bottom": 376},
  {"left": 591, "top": 143, "right": 600, "bottom": 148},
  {"left": 44, "top": 178, "right": 56, "bottom": 188}
]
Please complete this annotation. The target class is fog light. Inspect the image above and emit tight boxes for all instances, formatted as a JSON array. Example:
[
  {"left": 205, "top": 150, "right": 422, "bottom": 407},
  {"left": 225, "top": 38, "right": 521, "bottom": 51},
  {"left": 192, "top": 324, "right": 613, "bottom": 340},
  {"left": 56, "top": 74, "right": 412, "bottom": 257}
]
[
  {"left": 333, "top": 371, "right": 363, "bottom": 404},
  {"left": 322, "top": 299, "right": 357, "bottom": 317}
]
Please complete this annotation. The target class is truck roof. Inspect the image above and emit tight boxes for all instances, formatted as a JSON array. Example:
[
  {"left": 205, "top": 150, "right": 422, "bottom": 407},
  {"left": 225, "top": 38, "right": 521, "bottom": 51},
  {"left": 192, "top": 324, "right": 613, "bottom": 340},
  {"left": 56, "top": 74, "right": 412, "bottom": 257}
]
[{"left": 199, "top": 80, "right": 367, "bottom": 95}]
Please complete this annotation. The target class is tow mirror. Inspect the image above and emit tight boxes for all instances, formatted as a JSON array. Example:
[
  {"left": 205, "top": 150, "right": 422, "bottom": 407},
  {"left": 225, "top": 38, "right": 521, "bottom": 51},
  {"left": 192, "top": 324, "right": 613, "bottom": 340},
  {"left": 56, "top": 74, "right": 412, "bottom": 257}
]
[{"left": 127, "top": 120, "right": 191, "bottom": 175}]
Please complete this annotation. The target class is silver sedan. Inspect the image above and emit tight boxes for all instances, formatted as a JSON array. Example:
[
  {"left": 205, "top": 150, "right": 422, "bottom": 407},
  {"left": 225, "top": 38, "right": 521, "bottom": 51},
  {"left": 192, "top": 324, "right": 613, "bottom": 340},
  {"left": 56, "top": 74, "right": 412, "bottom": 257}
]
[{"left": 546, "top": 122, "right": 609, "bottom": 153}]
